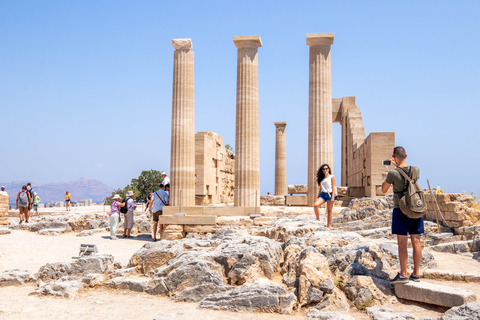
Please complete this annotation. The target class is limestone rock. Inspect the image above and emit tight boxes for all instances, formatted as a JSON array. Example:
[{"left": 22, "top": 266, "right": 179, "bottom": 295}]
[
  {"left": 34, "top": 276, "right": 83, "bottom": 298},
  {"left": 440, "top": 302, "right": 480, "bottom": 319},
  {"left": 28, "top": 222, "right": 71, "bottom": 233},
  {"left": 305, "top": 310, "right": 355, "bottom": 320},
  {"left": 104, "top": 277, "right": 149, "bottom": 292},
  {"left": 81, "top": 273, "right": 105, "bottom": 287},
  {"left": 164, "top": 260, "right": 226, "bottom": 302},
  {"left": 366, "top": 306, "right": 415, "bottom": 320},
  {"left": 199, "top": 278, "right": 296, "bottom": 314},
  {"left": 128, "top": 242, "right": 182, "bottom": 273},
  {"left": 0, "top": 269, "right": 34, "bottom": 286},
  {"left": 145, "top": 278, "right": 169, "bottom": 296},
  {"left": 36, "top": 255, "right": 114, "bottom": 282},
  {"left": 264, "top": 215, "right": 328, "bottom": 242},
  {"left": 288, "top": 185, "right": 308, "bottom": 194},
  {"left": 341, "top": 276, "right": 396, "bottom": 310},
  {"left": 349, "top": 197, "right": 391, "bottom": 211},
  {"left": 0, "top": 228, "right": 11, "bottom": 235}
]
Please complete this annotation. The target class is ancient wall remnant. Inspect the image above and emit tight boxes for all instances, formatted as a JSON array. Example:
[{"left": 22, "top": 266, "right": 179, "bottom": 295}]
[
  {"left": 333, "top": 96, "right": 395, "bottom": 198},
  {"left": 425, "top": 193, "right": 480, "bottom": 228},
  {"left": 195, "top": 132, "right": 235, "bottom": 205},
  {"left": 0, "top": 191, "right": 10, "bottom": 225}
]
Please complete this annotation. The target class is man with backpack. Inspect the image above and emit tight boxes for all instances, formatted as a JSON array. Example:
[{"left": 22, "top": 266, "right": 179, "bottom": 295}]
[
  {"left": 26, "top": 183, "right": 34, "bottom": 210},
  {"left": 382, "top": 146, "right": 424, "bottom": 283},
  {"left": 149, "top": 183, "right": 169, "bottom": 242}
]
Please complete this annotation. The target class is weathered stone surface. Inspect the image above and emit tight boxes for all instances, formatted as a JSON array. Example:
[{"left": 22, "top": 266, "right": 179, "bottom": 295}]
[
  {"left": 394, "top": 281, "right": 477, "bottom": 307},
  {"left": 145, "top": 278, "right": 169, "bottom": 296},
  {"left": 28, "top": 222, "right": 71, "bottom": 233},
  {"left": 164, "top": 260, "right": 226, "bottom": 302},
  {"left": 349, "top": 197, "right": 391, "bottom": 211},
  {"left": 81, "top": 273, "right": 105, "bottom": 287},
  {"left": 440, "top": 302, "right": 480, "bottom": 319},
  {"left": 199, "top": 278, "right": 296, "bottom": 314},
  {"left": 366, "top": 306, "right": 415, "bottom": 320},
  {"left": 305, "top": 310, "right": 355, "bottom": 320},
  {"left": 34, "top": 276, "right": 83, "bottom": 298},
  {"left": 288, "top": 185, "right": 308, "bottom": 194},
  {"left": 341, "top": 276, "right": 396, "bottom": 310},
  {"left": 264, "top": 215, "right": 328, "bottom": 242},
  {"left": 37, "top": 255, "right": 114, "bottom": 282},
  {"left": 184, "top": 225, "right": 219, "bottom": 233},
  {"left": 128, "top": 242, "right": 182, "bottom": 273},
  {"left": 0, "top": 269, "right": 34, "bottom": 286},
  {"left": 0, "top": 228, "right": 11, "bottom": 234},
  {"left": 104, "top": 277, "right": 149, "bottom": 292},
  {"left": 260, "top": 195, "right": 286, "bottom": 206},
  {"left": 0, "top": 191, "right": 10, "bottom": 225}
]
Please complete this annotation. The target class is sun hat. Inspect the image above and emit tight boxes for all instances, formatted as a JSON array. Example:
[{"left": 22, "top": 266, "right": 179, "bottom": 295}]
[
  {"left": 112, "top": 194, "right": 120, "bottom": 200},
  {"left": 126, "top": 190, "right": 134, "bottom": 197},
  {"left": 160, "top": 171, "right": 166, "bottom": 175}
]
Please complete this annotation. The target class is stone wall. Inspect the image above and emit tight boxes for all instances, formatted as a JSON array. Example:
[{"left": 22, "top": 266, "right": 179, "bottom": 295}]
[
  {"left": 0, "top": 191, "right": 11, "bottom": 225},
  {"left": 195, "top": 132, "right": 235, "bottom": 205},
  {"left": 425, "top": 193, "right": 480, "bottom": 228}
]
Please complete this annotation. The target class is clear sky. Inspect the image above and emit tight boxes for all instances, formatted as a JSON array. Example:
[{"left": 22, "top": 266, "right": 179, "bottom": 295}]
[{"left": 1, "top": 1, "right": 479, "bottom": 196}]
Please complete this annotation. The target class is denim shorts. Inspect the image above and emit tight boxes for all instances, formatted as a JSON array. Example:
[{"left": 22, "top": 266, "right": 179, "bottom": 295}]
[
  {"left": 318, "top": 192, "right": 332, "bottom": 202},
  {"left": 391, "top": 208, "right": 424, "bottom": 235}
]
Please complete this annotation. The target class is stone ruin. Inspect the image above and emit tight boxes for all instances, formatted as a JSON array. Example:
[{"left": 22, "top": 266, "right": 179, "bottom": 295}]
[{"left": 0, "top": 191, "right": 10, "bottom": 226}]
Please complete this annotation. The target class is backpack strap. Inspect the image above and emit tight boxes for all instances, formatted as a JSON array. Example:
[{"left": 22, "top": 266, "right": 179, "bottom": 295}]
[{"left": 155, "top": 191, "right": 166, "bottom": 206}]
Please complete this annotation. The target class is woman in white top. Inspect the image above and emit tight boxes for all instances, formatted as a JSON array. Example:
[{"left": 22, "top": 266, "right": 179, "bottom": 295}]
[{"left": 313, "top": 164, "right": 336, "bottom": 228}]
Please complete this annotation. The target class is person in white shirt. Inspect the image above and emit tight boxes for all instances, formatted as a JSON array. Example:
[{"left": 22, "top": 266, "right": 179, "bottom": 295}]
[
  {"left": 123, "top": 190, "right": 136, "bottom": 238},
  {"left": 313, "top": 164, "right": 336, "bottom": 228},
  {"left": 149, "top": 183, "right": 169, "bottom": 241},
  {"left": 161, "top": 171, "right": 170, "bottom": 194}
]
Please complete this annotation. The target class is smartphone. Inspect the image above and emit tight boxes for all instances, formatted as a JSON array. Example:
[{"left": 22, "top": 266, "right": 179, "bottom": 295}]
[{"left": 382, "top": 160, "right": 391, "bottom": 166}]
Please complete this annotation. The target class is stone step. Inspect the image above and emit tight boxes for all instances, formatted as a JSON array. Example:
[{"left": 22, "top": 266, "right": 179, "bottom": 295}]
[
  {"left": 157, "top": 215, "right": 216, "bottom": 225},
  {"left": 163, "top": 206, "right": 258, "bottom": 216},
  {"left": 394, "top": 281, "right": 477, "bottom": 307}
]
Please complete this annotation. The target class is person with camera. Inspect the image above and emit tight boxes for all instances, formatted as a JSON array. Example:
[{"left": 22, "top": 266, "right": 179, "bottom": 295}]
[{"left": 382, "top": 146, "right": 423, "bottom": 283}]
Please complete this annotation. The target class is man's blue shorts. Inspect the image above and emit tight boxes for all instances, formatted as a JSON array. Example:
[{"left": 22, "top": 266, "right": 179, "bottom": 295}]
[
  {"left": 318, "top": 192, "right": 332, "bottom": 202},
  {"left": 391, "top": 208, "right": 424, "bottom": 236}
]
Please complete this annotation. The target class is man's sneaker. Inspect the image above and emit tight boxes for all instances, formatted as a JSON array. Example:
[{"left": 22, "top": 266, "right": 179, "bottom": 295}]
[
  {"left": 391, "top": 273, "right": 409, "bottom": 284},
  {"left": 409, "top": 274, "right": 420, "bottom": 282},
  {"left": 19, "top": 220, "right": 23, "bottom": 225}
]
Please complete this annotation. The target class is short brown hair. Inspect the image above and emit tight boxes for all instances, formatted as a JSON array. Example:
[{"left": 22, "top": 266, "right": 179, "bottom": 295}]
[{"left": 393, "top": 146, "right": 406, "bottom": 161}]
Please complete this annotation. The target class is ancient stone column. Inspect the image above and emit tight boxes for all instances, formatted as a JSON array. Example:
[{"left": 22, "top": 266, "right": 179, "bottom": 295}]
[
  {"left": 233, "top": 35, "right": 262, "bottom": 207},
  {"left": 274, "top": 122, "right": 287, "bottom": 196},
  {"left": 307, "top": 33, "right": 334, "bottom": 207},
  {"left": 170, "top": 38, "right": 195, "bottom": 207}
]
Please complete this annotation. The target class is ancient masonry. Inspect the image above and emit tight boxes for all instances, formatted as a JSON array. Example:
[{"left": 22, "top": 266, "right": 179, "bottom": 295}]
[
  {"left": 307, "top": 33, "right": 334, "bottom": 206},
  {"left": 0, "top": 191, "right": 10, "bottom": 225},
  {"left": 195, "top": 132, "right": 234, "bottom": 205},
  {"left": 170, "top": 39, "right": 195, "bottom": 207},
  {"left": 233, "top": 36, "right": 262, "bottom": 207},
  {"left": 274, "top": 122, "right": 287, "bottom": 196}
]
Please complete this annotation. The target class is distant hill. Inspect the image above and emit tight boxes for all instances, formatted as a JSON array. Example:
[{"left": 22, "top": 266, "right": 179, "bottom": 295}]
[{"left": 1, "top": 178, "right": 114, "bottom": 203}]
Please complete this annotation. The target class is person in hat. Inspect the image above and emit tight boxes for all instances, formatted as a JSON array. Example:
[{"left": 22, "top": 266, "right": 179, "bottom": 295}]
[
  {"left": 109, "top": 194, "right": 125, "bottom": 240},
  {"left": 149, "top": 183, "right": 169, "bottom": 241},
  {"left": 161, "top": 172, "right": 170, "bottom": 194},
  {"left": 123, "top": 190, "right": 136, "bottom": 238},
  {"left": 32, "top": 192, "right": 41, "bottom": 216}
]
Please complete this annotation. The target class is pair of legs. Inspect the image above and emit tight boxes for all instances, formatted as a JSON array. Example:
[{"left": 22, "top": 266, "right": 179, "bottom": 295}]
[
  {"left": 392, "top": 208, "right": 424, "bottom": 277},
  {"left": 397, "top": 234, "right": 422, "bottom": 277},
  {"left": 152, "top": 210, "right": 163, "bottom": 241},
  {"left": 313, "top": 194, "right": 334, "bottom": 228},
  {"left": 18, "top": 206, "right": 29, "bottom": 223},
  {"left": 123, "top": 211, "right": 134, "bottom": 238},
  {"left": 66, "top": 200, "right": 71, "bottom": 211},
  {"left": 109, "top": 214, "right": 119, "bottom": 240}
]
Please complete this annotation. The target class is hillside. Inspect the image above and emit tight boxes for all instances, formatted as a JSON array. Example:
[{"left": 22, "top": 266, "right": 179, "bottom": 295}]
[{"left": 1, "top": 178, "right": 114, "bottom": 203}]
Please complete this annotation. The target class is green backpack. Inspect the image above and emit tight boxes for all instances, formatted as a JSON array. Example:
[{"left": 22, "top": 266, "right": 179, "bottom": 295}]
[{"left": 395, "top": 167, "right": 427, "bottom": 219}]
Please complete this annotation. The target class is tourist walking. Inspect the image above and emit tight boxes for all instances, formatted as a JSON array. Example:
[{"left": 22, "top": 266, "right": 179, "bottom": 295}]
[
  {"left": 65, "top": 191, "right": 71, "bottom": 211},
  {"left": 16, "top": 185, "right": 31, "bottom": 224},
  {"left": 123, "top": 190, "right": 136, "bottom": 238},
  {"left": 108, "top": 194, "right": 125, "bottom": 240},
  {"left": 149, "top": 183, "right": 169, "bottom": 242},
  {"left": 33, "top": 192, "right": 41, "bottom": 216},
  {"left": 313, "top": 164, "right": 336, "bottom": 228},
  {"left": 26, "top": 183, "right": 34, "bottom": 210},
  {"left": 145, "top": 191, "right": 153, "bottom": 215},
  {"left": 382, "top": 146, "right": 423, "bottom": 283}
]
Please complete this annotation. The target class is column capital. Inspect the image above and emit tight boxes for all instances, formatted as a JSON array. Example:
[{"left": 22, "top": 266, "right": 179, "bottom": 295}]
[
  {"left": 233, "top": 35, "right": 262, "bottom": 49},
  {"left": 274, "top": 121, "right": 287, "bottom": 128},
  {"left": 172, "top": 38, "right": 193, "bottom": 50},
  {"left": 306, "top": 33, "right": 334, "bottom": 46}
]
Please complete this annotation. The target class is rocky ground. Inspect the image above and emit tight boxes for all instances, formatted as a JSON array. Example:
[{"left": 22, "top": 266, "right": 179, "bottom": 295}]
[{"left": 1, "top": 196, "right": 479, "bottom": 320}]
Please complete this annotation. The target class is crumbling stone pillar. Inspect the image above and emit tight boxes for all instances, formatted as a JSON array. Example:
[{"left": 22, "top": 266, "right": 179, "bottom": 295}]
[
  {"left": 170, "top": 38, "right": 195, "bottom": 207},
  {"left": 307, "top": 33, "right": 334, "bottom": 206},
  {"left": 233, "top": 35, "right": 262, "bottom": 207},
  {"left": 274, "top": 122, "right": 287, "bottom": 196}
]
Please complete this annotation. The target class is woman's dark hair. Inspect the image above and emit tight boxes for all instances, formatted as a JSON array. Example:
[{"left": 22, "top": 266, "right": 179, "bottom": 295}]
[
  {"left": 316, "top": 164, "right": 331, "bottom": 185},
  {"left": 22, "top": 185, "right": 27, "bottom": 190}
]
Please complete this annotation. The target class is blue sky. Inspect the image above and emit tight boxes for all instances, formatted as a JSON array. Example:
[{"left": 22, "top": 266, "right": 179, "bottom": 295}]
[{"left": 1, "top": 1, "right": 479, "bottom": 196}]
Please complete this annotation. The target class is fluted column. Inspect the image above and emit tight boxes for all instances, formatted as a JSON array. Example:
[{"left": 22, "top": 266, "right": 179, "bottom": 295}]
[
  {"left": 233, "top": 35, "right": 262, "bottom": 207},
  {"left": 170, "top": 38, "right": 195, "bottom": 207},
  {"left": 274, "top": 122, "right": 287, "bottom": 196},
  {"left": 307, "top": 33, "right": 334, "bottom": 206}
]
